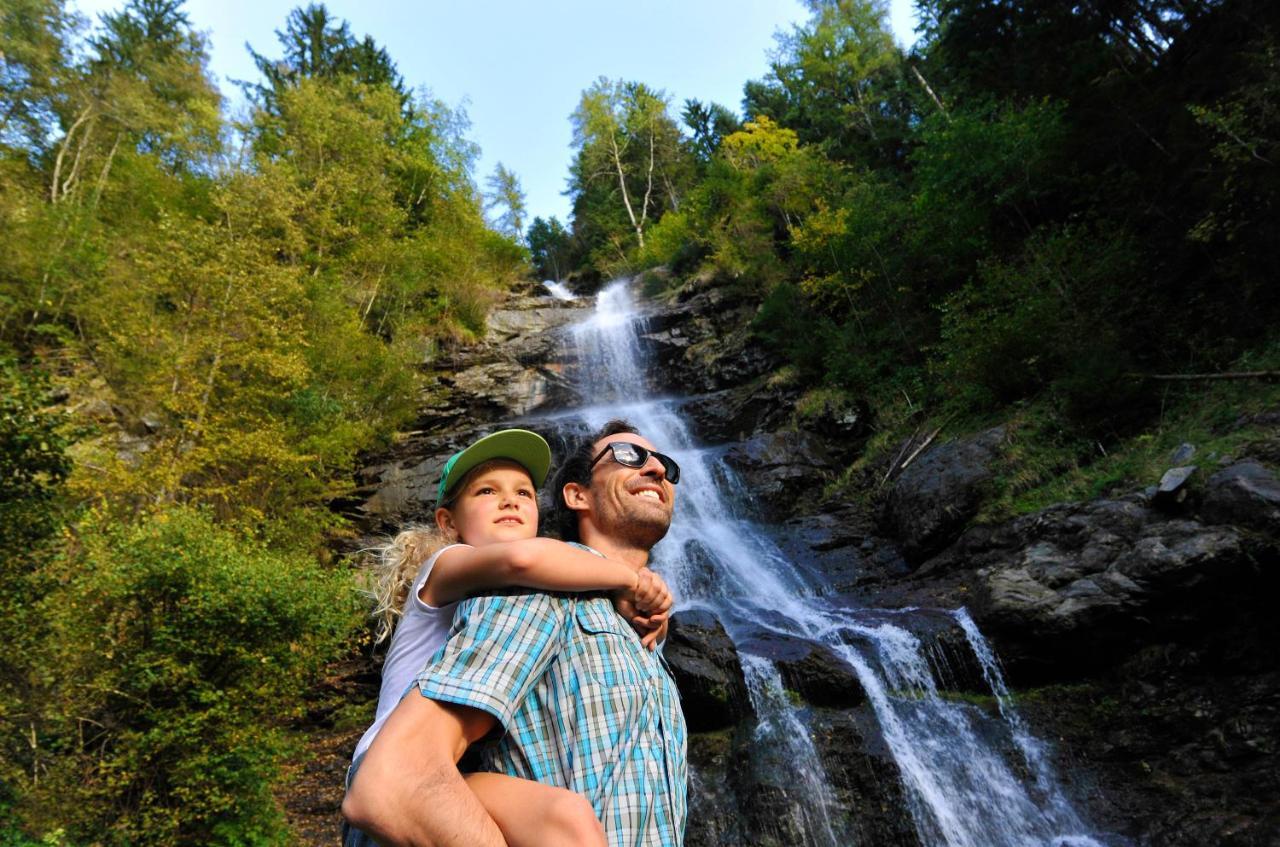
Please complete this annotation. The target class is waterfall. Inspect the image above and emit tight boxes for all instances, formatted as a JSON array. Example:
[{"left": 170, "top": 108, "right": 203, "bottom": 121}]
[
  {"left": 543, "top": 280, "right": 577, "bottom": 301},
  {"left": 555, "top": 278, "right": 1107, "bottom": 847}
]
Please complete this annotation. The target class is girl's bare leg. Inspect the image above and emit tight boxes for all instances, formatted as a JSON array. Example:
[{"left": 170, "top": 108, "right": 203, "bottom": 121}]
[{"left": 464, "top": 772, "right": 607, "bottom": 847}]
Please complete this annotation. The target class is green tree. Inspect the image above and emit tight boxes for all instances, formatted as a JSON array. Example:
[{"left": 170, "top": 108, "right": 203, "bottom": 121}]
[
  {"left": 745, "top": 0, "right": 908, "bottom": 165},
  {"left": 526, "top": 215, "right": 573, "bottom": 281},
  {"left": 246, "top": 2, "right": 407, "bottom": 114},
  {"left": 682, "top": 98, "right": 740, "bottom": 164},
  {"left": 568, "top": 77, "right": 691, "bottom": 268},
  {"left": 485, "top": 161, "right": 526, "bottom": 239},
  {"left": 0, "top": 0, "right": 76, "bottom": 150},
  {"left": 27, "top": 507, "right": 358, "bottom": 846}
]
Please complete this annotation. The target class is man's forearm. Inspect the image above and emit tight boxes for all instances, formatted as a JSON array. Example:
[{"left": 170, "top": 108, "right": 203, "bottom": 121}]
[
  {"left": 378, "top": 760, "right": 507, "bottom": 847},
  {"left": 343, "top": 693, "right": 505, "bottom": 847}
]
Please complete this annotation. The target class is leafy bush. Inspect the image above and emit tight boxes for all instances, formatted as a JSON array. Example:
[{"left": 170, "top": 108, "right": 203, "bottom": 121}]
[
  {"left": 935, "top": 224, "right": 1146, "bottom": 424},
  {"left": 0, "top": 359, "right": 71, "bottom": 550},
  {"left": 0, "top": 360, "right": 71, "bottom": 809},
  {"left": 20, "top": 507, "right": 359, "bottom": 846},
  {"left": 635, "top": 210, "right": 704, "bottom": 275}
]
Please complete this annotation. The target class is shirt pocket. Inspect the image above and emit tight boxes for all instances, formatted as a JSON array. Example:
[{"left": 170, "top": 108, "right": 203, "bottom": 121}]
[{"left": 572, "top": 601, "right": 646, "bottom": 687}]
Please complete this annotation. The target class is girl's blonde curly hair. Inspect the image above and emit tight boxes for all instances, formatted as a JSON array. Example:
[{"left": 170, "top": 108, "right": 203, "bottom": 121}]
[
  {"left": 368, "top": 458, "right": 531, "bottom": 643},
  {"left": 369, "top": 524, "right": 451, "bottom": 644}
]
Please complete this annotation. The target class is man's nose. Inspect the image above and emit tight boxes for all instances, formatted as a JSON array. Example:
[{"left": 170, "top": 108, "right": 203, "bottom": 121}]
[{"left": 639, "top": 454, "right": 666, "bottom": 480}]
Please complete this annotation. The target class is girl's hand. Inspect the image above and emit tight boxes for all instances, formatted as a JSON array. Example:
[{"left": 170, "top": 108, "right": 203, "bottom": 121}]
[
  {"left": 612, "top": 568, "right": 673, "bottom": 651},
  {"left": 632, "top": 568, "right": 673, "bottom": 618}
]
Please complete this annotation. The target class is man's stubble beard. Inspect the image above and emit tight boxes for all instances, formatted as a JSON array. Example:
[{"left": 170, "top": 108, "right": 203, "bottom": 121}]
[{"left": 607, "top": 509, "right": 672, "bottom": 553}]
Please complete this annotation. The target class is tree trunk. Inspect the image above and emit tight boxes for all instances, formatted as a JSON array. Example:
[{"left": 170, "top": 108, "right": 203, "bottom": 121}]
[
  {"left": 51, "top": 108, "right": 92, "bottom": 202},
  {"left": 609, "top": 133, "right": 643, "bottom": 249}
]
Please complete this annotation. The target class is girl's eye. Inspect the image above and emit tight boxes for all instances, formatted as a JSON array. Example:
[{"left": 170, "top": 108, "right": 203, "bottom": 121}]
[{"left": 518, "top": 489, "right": 534, "bottom": 498}]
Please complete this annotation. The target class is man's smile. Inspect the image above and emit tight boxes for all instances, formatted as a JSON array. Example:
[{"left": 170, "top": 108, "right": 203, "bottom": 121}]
[{"left": 629, "top": 484, "right": 665, "bottom": 503}]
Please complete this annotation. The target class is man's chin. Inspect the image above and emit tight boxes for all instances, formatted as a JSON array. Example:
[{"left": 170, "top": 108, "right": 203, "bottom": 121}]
[{"left": 615, "top": 513, "right": 672, "bottom": 550}]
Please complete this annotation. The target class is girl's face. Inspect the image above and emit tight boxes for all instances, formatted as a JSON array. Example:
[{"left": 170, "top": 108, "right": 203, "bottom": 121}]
[{"left": 435, "top": 460, "right": 539, "bottom": 546}]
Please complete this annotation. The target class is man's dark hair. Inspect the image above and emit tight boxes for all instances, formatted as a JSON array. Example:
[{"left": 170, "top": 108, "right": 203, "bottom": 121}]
[{"left": 550, "top": 419, "right": 639, "bottom": 542}]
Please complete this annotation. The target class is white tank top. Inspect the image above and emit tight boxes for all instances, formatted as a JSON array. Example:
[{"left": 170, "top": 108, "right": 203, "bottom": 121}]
[{"left": 352, "top": 543, "right": 468, "bottom": 762}]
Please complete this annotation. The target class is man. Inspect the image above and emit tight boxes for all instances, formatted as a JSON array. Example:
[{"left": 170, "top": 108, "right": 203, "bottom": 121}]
[{"left": 343, "top": 420, "right": 688, "bottom": 847}]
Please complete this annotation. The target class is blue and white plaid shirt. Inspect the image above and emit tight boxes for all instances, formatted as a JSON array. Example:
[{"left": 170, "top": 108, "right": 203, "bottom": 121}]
[{"left": 415, "top": 584, "right": 688, "bottom": 847}]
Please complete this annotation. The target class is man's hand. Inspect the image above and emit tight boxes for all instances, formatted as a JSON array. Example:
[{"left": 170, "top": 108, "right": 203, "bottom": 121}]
[{"left": 612, "top": 568, "right": 672, "bottom": 651}]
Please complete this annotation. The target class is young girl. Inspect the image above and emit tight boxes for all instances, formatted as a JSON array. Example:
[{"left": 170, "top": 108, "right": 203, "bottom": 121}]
[{"left": 347, "top": 429, "right": 672, "bottom": 847}]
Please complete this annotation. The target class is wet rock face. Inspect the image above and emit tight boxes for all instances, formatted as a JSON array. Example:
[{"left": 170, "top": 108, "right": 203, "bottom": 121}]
[
  {"left": 643, "top": 285, "right": 779, "bottom": 395},
  {"left": 876, "top": 478, "right": 1280, "bottom": 846},
  {"left": 1018, "top": 622, "right": 1280, "bottom": 847},
  {"left": 682, "top": 381, "right": 798, "bottom": 445},
  {"left": 737, "top": 630, "right": 867, "bottom": 709},
  {"left": 917, "top": 493, "right": 1276, "bottom": 680},
  {"left": 722, "top": 430, "right": 837, "bottom": 518},
  {"left": 683, "top": 706, "right": 921, "bottom": 847},
  {"left": 885, "top": 426, "right": 1007, "bottom": 563},
  {"left": 664, "top": 610, "right": 751, "bottom": 732}
]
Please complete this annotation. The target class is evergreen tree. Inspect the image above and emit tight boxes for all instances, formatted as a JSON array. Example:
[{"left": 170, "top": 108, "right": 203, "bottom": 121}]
[
  {"left": 246, "top": 2, "right": 408, "bottom": 114},
  {"left": 527, "top": 215, "right": 573, "bottom": 281}
]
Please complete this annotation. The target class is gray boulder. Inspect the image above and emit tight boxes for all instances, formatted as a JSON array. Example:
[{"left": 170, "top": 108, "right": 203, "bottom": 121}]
[
  {"left": 723, "top": 430, "right": 834, "bottom": 515},
  {"left": 953, "top": 494, "right": 1271, "bottom": 678},
  {"left": 1152, "top": 465, "right": 1198, "bottom": 511},
  {"left": 737, "top": 630, "right": 865, "bottom": 709},
  {"left": 886, "top": 426, "right": 1007, "bottom": 563},
  {"left": 1201, "top": 460, "right": 1280, "bottom": 533}
]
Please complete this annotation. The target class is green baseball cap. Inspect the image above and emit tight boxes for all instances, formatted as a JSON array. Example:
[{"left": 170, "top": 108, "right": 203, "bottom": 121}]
[{"left": 435, "top": 429, "right": 552, "bottom": 506}]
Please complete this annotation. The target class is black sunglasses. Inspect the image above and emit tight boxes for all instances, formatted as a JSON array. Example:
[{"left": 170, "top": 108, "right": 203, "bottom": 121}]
[{"left": 589, "top": 441, "right": 681, "bottom": 484}]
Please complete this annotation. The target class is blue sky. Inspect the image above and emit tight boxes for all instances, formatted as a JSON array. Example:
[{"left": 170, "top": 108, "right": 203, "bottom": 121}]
[{"left": 71, "top": 0, "right": 920, "bottom": 227}]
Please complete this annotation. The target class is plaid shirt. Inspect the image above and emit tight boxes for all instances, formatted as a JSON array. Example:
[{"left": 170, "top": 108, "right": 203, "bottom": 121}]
[{"left": 416, "top": 585, "right": 688, "bottom": 847}]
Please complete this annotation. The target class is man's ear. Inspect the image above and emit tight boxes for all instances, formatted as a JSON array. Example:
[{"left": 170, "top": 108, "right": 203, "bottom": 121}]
[{"left": 561, "top": 482, "right": 590, "bottom": 513}]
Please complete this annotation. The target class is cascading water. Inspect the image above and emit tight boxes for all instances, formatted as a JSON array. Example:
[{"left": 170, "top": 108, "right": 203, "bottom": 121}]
[{"left": 553, "top": 279, "right": 1107, "bottom": 847}]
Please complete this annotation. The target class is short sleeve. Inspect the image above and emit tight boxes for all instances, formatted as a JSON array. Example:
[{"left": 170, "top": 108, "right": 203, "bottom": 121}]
[
  {"left": 415, "top": 589, "right": 565, "bottom": 732},
  {"left": 410, "top": 543, "right": 472, "bottom": 613}
]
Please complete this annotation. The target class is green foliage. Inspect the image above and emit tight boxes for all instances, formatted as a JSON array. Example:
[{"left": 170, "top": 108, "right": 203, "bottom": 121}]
[
  {"left": 973, "top": 342, "right": 1280, "bottom": 522},
  {"left": 0, "top": 0, "right": 76, "bottom": 150},
  {"left": 1, "top": 3, "right": 527, "bottom": 840},
  {"left": 0, "top": 359, "right": 70, "bottom": 547},
  {"left": 246, "top": 2, "right": 408, "bottom": 115},
  {"left": 568, "top": 77, "right": 694, "bottom": 275},
  {"left": 681, "top": 98, "right": 740, "bottom": 164},
  {"left": 485, "top": 162, "right": 527, "bottom": 239},
  {"left": 23, "top": 507, "right": 358, "bottom": 846},
  {"left": 909, "top": 99, "right": 1069, "bottom": 266},
  {"left": 935, "top": 224, "right": 1147, "bottom": 432},
  {"left": 635, "top": 209, "right": 701, "bottom": 274},
  {"left": 0, "top": 360, "right": 71, "bottom": 822},
  {"left": 526, "top": 215, "right": 574, "bottom": 281},
  {"left": 746, "top": 0, "right": 907, "bottom": 165}
]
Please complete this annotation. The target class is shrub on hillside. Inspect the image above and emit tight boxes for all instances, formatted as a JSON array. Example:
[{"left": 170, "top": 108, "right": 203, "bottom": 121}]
[{"left": 19, "top": 508, "right": 359, "bottom": 846}]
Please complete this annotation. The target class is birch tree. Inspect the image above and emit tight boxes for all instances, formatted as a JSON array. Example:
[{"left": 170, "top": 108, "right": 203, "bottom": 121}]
[{"left": 568, "top": 77, "right": 688, "bottom": 258}]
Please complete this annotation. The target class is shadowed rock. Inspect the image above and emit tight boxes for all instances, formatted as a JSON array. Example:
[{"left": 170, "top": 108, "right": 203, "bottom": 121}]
[
  {"left": 1201, "top": 460, "right": 1280, "bottom": 533},
  {"left": 886, "top": 426, "right": 1006, "bottom": 563},
  {"left": 665, "top": 610, "right": 752, "bottom": 732}
]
